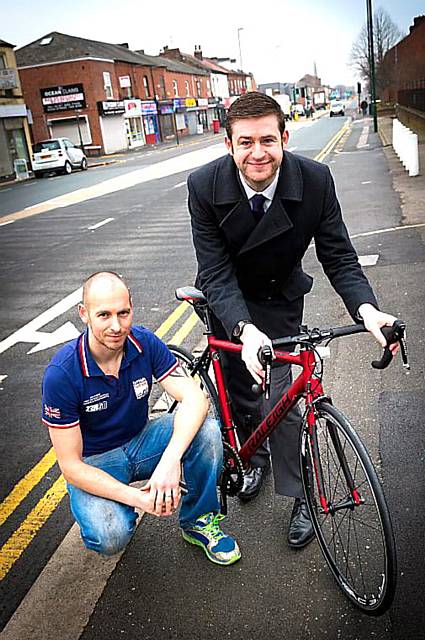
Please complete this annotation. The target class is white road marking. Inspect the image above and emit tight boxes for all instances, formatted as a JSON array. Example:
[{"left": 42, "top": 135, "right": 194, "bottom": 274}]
[
  {"left": 357, "top": 125, "right": 369, "bottom": 148},
  {"left": 0, "top": 220, "right": 15, "bottom": 227},
  {"left": 87, "top": 217, "right": 115, "bottom": 230},
  {"left": 0, "top": 375, "right": 7, "bottom": 383},
  {"left": 361, "top": 181, "right": 372, "bottom": 184},
  {"left": 172, "top": 181, "right": 186, "bottom": 189},
  {"left": 0, "top": 287, "right": 82, "bottom": 356},
  {"left": 358, "top": 254, "right": 379, "bottom": 266},
  {"left": 287, "top": 146, "right": 297, "bottom": 152}
]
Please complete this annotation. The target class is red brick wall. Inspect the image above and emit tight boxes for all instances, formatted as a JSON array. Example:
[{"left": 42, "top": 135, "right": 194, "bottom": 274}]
[{"left": 382, "top": 16, "right": 425, "bottom": 102}]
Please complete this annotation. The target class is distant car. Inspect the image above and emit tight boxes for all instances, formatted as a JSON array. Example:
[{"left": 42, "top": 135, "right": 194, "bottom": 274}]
[
  {"left": 330, "top": 101, "right": 345, "bottom": 117},
  {"left": 32, "top": 138, "right": 88, "bottom": 177}
]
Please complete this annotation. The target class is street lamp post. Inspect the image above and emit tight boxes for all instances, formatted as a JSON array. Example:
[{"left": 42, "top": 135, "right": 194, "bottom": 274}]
[
  {"left": 366, "top": 0, "right": 378, "bottom": 132},
  {"left": 237, "top": 27, "right": 244, "bottom": 71}
]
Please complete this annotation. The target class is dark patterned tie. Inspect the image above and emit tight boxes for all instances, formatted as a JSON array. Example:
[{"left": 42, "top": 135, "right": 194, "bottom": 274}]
[{"left": 251, "top": 193, "right": 266, "bottom": 223}]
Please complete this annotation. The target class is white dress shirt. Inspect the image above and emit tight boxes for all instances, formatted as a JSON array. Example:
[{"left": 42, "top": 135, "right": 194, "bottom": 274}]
[{"left": 239, "top": 170, "right": 279, "bottom": 212}]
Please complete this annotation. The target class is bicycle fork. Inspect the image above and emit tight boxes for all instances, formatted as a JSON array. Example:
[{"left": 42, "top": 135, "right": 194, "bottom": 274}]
[{"left": 307, "top": 405, "right": 363, "bottom": 515}]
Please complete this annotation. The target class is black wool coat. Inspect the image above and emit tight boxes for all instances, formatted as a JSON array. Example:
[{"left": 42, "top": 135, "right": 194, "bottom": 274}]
[{"left": 188, "top": 151, "right": 378, "bottom": 339}]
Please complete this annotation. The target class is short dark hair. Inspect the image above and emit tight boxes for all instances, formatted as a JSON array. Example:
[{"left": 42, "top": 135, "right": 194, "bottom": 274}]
[{"left": 225, "top": 91, "right": 286, "bottom": 138}]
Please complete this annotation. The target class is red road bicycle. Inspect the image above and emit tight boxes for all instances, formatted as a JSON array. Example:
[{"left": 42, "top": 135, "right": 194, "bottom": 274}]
[{"left": 154, "top": 286, "right": 409, "bottom": 615}]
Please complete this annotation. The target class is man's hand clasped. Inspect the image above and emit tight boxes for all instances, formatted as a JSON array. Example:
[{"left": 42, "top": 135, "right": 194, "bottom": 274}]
[
  {"left": 357, "top": 303, "right": 399, "bottom": 355},
  {"left": 240, "top": 323, "right": 274, "bottom": 383}
]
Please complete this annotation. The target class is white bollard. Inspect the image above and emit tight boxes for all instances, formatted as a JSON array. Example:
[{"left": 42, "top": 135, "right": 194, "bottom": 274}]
[
  {"left": 391, "top": 118, "right": 419, "bottom": 177},
  {"left": 407, "top": 132, "right": 419, "bottom": 177}
]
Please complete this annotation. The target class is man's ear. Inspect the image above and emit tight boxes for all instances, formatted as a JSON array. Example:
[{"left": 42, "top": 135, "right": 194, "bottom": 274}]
[
  {"left": 224, "top": 136, "right": 233, "bottom": 155},
  {"left": 282, "top": 130, "right": 289, "bottom": 148},
  {"left": 78, "top": 303, "right": 89, "bottom": 325}
]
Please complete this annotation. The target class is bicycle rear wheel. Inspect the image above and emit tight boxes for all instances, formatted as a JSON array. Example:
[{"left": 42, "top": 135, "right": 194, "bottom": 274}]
[
  {"left": 149, "top": 344, "right": 220, "bottom": 421},
  {"left": 300, "top": 401, "right": 397, "bottom": 615}
]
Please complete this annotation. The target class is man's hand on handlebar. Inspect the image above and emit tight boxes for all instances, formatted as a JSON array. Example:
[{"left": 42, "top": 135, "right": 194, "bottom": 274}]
[
  {"left": 240, "top": 324, "right": 274, "bottom": 383},
  {"left": 357, "top": 304, "right": 399, "bottom": 355}
]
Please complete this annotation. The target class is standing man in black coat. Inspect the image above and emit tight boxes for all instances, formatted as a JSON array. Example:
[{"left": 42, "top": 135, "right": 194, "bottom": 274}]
[{"left": 187, "top": 92, "right": 396, "bottom": 548}]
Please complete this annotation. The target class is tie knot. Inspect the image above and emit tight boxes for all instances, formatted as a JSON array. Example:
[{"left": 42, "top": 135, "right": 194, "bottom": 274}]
[{"left": 251, "top": 194, "right": 266, "bottom": 217}]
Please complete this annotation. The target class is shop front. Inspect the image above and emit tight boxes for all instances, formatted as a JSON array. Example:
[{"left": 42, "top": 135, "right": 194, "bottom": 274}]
[
  {"left": 184, "top": 98, "right": 198, "bottom": 135},
  {"left": 0, "top": 104, "right": 31, "bottom": 180},
  {"left": 41, "top": 83, "right": 91, "bottom": 147},
  {"left": 158, "top": 101, "right": 176, "bottom": 140},
  {"left": 97, "top": 100, "right": 127, "bottom": 154},
  {"left": 124, "top": 99, "right": 145, "bottom": 148},
  {"left": 141, "top": 100, "right": 160, "bottom": 144}
]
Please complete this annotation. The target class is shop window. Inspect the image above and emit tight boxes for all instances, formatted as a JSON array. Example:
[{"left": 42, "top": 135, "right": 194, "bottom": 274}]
[
  {"left": 103, "top": 71, "right": 113, "bottom": 99},
  {"left": 185, "top": 81, "right": 190, "bottom": 97},
  {"left": 143, "top": 75, "right": 150, "bottom": 98},
  {"left": 173, "top": 80, "right": 178, "bottom": 97}
]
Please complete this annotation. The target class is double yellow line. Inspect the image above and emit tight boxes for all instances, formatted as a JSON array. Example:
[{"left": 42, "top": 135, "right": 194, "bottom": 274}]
[
  {"left": 314, "top": 119, "right": 351, "bottom": 163},
  {"left": 0, "top": 301, "right": 199, "bottom": 580}
]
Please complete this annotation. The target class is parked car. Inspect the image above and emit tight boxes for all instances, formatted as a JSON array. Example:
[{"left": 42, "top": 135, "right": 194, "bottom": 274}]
[
  {"left": 329, "top": 101, "right": 345, "bottom": 117},
  {"left": 32, "top": 138, "right": 88, "bottom": 177}
]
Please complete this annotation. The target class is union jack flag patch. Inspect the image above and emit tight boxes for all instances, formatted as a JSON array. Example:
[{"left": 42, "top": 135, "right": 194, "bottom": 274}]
[{"left": 44, "top": 405, "right": 61, "bottom": 419}]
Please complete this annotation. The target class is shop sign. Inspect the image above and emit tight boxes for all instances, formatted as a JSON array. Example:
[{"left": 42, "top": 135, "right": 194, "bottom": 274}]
[
  {"left": 159, "top": 101, "right": 174, "bottom": 114},
  {"left": 41, "top": 84, "right": 86, "bottom": 113},
  {"left": 98, "top": 100, "right": 126, "bottom": 115},
  {"left": 173, "top": 98, "right": 185, "bottom": 109},
  {"left": 185, "top": 98, "right": 197, "bottom": 107},
  {"left": 197, "top": 98, "right": 208, "bottom": 108},
  {"left": 124, "top": 98, "right": 143, "bottom": 117},
  {"left": 119, "top": 75, "right": 131, "bottom": 88},
  {"left": 141, "top": 101, "right": 158, "bottom": 114}
]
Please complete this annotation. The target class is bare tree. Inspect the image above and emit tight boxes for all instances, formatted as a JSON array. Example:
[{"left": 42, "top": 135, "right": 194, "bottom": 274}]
[{"left": 350, "top": 7, "right": 403, "bottom": 96}]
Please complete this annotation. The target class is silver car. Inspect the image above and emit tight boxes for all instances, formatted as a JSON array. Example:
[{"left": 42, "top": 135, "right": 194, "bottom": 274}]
[{"left": 32, "top": 138, "right": 88, "bottom": 177}]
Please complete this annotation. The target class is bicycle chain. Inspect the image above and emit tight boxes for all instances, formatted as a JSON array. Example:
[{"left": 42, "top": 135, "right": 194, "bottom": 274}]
[{"left": 221, "top": 441, "right": 244, "bottom": 496}]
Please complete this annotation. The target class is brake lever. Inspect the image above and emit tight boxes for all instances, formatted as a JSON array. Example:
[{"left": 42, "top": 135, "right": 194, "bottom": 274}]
[
  {"left": 371, "top": 319, "right": 409, "bottom": 371},
  {"left": 251, "top": 345, "right": 273, "bottom": 399}
]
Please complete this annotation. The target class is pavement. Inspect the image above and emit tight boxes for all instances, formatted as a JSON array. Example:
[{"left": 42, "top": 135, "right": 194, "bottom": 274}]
[{"left": 2, "top": 112, "right": 424, "bottom": 640}]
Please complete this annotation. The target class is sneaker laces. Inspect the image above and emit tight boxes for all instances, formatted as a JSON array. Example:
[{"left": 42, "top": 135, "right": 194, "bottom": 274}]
[{"left": 199, "top": 513, "right": 226, "bottom": 542}]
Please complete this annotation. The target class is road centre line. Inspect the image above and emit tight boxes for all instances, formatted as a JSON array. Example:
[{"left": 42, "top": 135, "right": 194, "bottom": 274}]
[
  {"left": 88, "top": 217, "right": 114, "bottom": 230},
  {"left": 0, "top": 449, "right": 57, "bottom": 528},
  {"left": 172, "top": 181, "right": 186, "bottom": 189}
]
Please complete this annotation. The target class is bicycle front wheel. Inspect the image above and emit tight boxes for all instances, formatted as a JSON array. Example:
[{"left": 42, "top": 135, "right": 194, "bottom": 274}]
[
  {"left": 149, "top": 344, "right": 221, "bottom": 422},
  {"left": 300, "top": 401, "right": 397, "bottom": 615}
]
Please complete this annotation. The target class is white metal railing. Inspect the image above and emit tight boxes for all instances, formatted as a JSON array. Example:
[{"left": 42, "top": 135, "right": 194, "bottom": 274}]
[{"left": 392, "top": 118, "right": 419, "bottom": 176}]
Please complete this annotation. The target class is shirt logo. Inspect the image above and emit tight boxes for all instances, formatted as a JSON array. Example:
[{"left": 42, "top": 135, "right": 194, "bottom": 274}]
[
  {"left": 133, "top": 377, "right": 149, "bottom": 399},
  {"left": 44, "top": 405, "right": 61, "bottom": 419},
  {"left": 85, "top": 401, "right": 108, "bottom": 413},
  {"left": 83, "top": 393, "right": 110, "bottom": 406}
]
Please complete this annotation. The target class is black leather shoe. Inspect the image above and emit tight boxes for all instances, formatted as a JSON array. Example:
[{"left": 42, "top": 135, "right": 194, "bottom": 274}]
[
  {"left": 287, "top": 498, "right": 315, "bottom": 548},
  {"left": 238, "top": 465, "right": 269, "bottom": 502}
]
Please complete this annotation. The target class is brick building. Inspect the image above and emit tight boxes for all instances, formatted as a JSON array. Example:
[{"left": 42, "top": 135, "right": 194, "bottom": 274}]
[
  {"left": 15, "top": 32, "right": 213, "bottom": 154},
  {"left": 381, "top": 15, "right": 425, "bottom": 108},
  {"left": 0, "top": 39, "right": 32, "bottom": 180}
]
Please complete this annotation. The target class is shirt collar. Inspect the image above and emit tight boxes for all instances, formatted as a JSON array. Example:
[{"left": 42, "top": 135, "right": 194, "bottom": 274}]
[
  {"left": 238, "top": 169, "right": 279, "bottom": 204},
  {"left": 78, "top": 329, "right": 143, "bottom": 378}
]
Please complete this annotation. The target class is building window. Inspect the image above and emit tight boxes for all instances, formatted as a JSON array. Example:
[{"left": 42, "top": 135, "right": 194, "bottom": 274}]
[
  {"left": 173, "top": 80, "right": 178, "bottom": 97},
  {"left": 103, "top": 71, "right": 113, "bottom": 99},
  {"left": 159, "top": 76, "right": 166, "bottom": 98},
  {"left": 0, "top": 54, "right": 6, "bottom": 69},
  {"left": 196, "top": 80, "right": 201, "bottom": 97},
  {"left": 143, "top": 75, "right": 150, "bottom": 98},
  {"left": 185, "top": 80, "right": 190, "bottom": 97}
]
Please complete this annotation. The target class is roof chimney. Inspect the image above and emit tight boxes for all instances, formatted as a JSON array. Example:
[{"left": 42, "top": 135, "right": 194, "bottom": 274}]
[{"left": 194, "top": 44, "right": 203, "bottom": 60}]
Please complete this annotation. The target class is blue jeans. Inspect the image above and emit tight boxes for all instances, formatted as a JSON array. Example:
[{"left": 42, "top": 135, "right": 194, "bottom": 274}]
[{"left": 67, "top": 415, "right": 222, "bottom": 556}]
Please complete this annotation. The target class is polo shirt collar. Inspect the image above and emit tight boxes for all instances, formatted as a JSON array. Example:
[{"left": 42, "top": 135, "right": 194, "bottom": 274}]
[{"left": 79, "top": 329, "right": 143, "bottom": 378}]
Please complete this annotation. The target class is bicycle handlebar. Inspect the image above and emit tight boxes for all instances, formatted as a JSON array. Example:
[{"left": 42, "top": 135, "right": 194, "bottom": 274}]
[{"left": 269, "top": 319, "right": 409, "bottom": 370}]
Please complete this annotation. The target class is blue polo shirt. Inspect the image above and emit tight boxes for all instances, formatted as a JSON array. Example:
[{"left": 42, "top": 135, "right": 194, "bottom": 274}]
[{"left": 41, "top": 326, "right": 178, "bottom": 457}]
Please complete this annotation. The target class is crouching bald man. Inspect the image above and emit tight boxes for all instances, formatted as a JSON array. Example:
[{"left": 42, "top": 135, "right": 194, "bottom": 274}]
[{"left": 41, "top": 271, "right": 240, "bottom": 566}]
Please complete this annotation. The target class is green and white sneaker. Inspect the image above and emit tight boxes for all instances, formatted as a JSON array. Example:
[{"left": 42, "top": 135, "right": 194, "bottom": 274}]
[{"left": 181, "top": 513, "right": 241, "bottom": 566}]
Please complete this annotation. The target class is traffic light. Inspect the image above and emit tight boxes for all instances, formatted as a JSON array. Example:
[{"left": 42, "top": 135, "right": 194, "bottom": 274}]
[{"left": 357, "top": 82, "right": 361, "bottom": 94}]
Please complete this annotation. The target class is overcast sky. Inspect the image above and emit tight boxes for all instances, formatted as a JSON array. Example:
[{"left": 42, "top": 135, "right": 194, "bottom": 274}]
[{"left": 4, "top": 0, "right": 424, "bottom": 87}]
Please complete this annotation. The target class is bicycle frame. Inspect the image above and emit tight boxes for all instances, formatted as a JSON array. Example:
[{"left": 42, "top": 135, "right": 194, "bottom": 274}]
[{"left": 202, "top": 333, "right": 363, "bottom": 516}]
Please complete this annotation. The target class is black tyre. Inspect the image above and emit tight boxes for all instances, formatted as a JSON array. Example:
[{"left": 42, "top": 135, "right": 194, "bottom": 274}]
[
  {"left": 34, "top": 171, "right": 44, "bottom": 179},
  {"left": 81, "top": 157, "right": 88, "bottom": 171},
  {"left": 63, "top": 160, "right": 72, "bottom": 175},
  {"left": 149, "top": 344, "right": 220, "bottom": 422},
  {"left": 300, "top": 401, "right": 397, "bottom": 615}
]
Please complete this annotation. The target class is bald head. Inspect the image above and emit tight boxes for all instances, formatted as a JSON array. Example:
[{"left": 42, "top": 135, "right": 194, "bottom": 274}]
[{"left": 82, "top": 271, "right": 131, "bottom": 309}]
